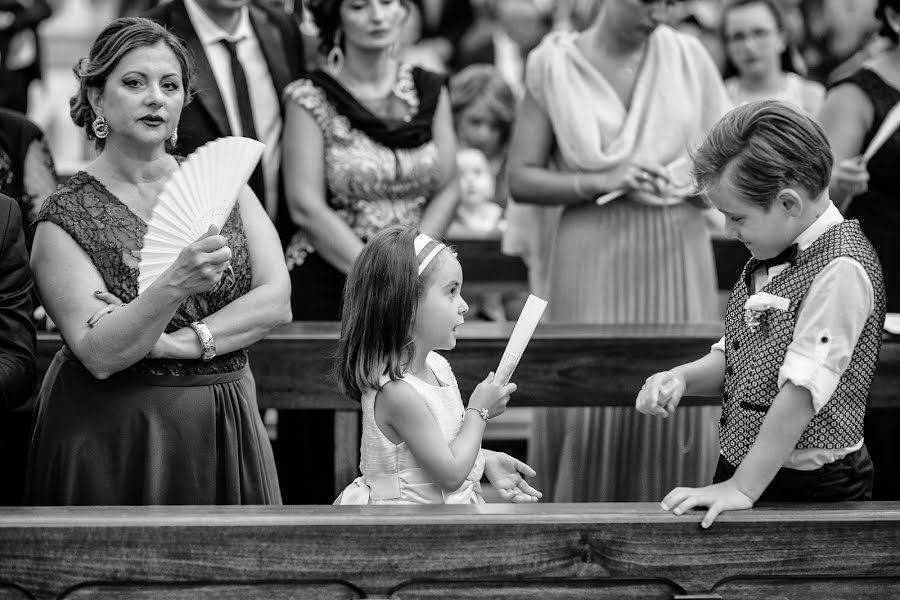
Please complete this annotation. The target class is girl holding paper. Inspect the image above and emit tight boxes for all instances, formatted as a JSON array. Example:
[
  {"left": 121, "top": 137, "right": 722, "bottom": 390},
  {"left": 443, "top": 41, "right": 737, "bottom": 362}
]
[
  {"left": 506, "top": 0, "right": 732, "bottom": 502},
  {"left": 333, "top": 226, "right": 541, "bottom": 504},
  {"left": 24, "top": 18, "right": 290, "bottom": 505}
]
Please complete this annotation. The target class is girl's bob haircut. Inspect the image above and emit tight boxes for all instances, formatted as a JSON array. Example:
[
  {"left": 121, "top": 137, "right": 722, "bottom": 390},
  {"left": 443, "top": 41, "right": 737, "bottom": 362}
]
[{"left": 335, "top": 225, "right": 448, "bottom": 401}]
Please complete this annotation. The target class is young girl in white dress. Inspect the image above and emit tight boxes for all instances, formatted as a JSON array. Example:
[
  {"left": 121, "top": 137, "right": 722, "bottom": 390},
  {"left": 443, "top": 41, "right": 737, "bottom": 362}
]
[{"left": 333, "top": 226, "right": 542, "bottom": 505}]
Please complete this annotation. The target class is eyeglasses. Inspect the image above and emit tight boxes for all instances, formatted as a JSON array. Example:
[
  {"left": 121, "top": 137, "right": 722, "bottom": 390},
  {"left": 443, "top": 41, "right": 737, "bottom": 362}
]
[{"left": 726, "top": 28, "right": 776, "bottom": 44}]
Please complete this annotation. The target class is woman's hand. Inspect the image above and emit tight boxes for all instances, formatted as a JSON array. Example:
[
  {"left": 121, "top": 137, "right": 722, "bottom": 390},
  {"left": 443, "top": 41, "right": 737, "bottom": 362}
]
[
  {"left": 159, "top": 225, "right": 233, "bottom": 296},
  {"left": 623, "top": 158, "right": 671, "bottom": 196},
  {"left": 86, "top": 290, "right": 125, "bottom": 328},
  {"left": 636, "top": 370, "right": 686, "bottom": 418},
  {"left": 483, "top": 450, "right": 542, "bottom": 503},
  {"left": 831, "top": 157, "right": 869, "bottom": 210},
  {"left": 468, "top": 371, "right": 517, "bottom": 419}
]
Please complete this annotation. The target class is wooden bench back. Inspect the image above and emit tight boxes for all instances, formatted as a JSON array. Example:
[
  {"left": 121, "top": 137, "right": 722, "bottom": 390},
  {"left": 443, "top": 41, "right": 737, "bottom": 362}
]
[{"left": 2, "top": 503, "right": 900, "bottom": 600}]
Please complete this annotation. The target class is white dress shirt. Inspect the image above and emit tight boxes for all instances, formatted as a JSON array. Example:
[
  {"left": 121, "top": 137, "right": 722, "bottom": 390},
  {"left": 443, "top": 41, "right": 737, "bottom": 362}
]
[
  {"left": 184, "top": 0, "right": 282, "bottom": 219},
  {"left": 712, "top": 201, "right": 875, "bottom": 469}
]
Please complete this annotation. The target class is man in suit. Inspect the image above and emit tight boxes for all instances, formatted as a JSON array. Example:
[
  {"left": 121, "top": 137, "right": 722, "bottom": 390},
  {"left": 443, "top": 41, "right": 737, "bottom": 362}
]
[
  {"left": 0, "top": 193, "right": 36, "bottom": 505},
  {"left": 144, "top": 0, "right": 305, "bottom": 245}
]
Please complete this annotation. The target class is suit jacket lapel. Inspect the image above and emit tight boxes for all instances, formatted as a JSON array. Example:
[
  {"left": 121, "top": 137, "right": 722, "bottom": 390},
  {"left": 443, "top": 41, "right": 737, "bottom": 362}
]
[
  {"left": 169, "top": 0, "right": 231, "bottom": 136},
  {"left": 249, "top": 4, "right": 291, "bottom": 103}
]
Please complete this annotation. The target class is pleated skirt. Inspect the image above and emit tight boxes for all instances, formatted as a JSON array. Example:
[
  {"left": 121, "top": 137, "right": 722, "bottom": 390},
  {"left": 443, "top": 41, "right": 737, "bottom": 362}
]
[
  {"left": 24, "top": 348, "right": 282, "bottom": 506},
  {"left": 528, "top": 200, "right": 722, "bottom": 502}
]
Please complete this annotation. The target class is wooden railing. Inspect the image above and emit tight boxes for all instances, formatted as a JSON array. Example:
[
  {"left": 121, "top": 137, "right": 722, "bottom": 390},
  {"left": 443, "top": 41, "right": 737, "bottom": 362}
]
[
  {"left": 2, "top": 502, "right": 900, "bottom": 599},
  {"left": 34, "top": 321, "right": 900, "bottom": 410}
]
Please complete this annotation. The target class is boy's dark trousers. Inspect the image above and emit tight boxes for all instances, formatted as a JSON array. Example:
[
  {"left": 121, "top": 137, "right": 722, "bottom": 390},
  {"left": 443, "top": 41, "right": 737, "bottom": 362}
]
[{"left": 712, "top": 445, "right": 874, "bottom": 502}]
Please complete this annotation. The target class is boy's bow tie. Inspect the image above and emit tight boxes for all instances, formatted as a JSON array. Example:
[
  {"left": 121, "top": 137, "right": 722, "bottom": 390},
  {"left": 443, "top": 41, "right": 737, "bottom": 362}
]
[{"left": 757, "top": 243, "right": 799, "bottom": 272}]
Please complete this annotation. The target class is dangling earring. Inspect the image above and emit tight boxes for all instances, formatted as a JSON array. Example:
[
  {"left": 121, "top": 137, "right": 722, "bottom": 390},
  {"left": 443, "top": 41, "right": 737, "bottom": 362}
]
[
  {"left": 92, "top": 114, "right": 109, "bottom": 139},
  {"left": 169, "top": 128, "right": 178, "bottom": 147},
  {"left": 327, "top": 29, "right": 344, "bottom": 75}
]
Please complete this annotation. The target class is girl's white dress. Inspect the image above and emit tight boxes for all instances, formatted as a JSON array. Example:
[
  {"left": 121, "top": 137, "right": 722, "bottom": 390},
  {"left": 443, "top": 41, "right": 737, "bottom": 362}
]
[{"left": 334, "top": 352, "right": 486, "bottom": 505}]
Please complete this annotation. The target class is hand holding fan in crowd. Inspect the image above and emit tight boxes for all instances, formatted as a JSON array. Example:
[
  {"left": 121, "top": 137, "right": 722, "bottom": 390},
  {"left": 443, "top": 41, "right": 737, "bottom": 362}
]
[{"left": 137, "top": 137, "right": 265, "bottom": 295}]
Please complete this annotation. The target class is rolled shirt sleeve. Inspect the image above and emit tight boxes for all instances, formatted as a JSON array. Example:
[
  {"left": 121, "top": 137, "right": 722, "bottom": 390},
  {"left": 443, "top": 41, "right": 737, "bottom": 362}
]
[{"left": 777, "top": 257, "right": 874, "bottom": 413}]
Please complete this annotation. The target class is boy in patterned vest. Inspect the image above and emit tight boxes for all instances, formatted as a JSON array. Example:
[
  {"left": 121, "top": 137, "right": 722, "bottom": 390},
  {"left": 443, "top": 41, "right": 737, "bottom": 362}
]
[{"left": 636, "top": 100, "right": 886, "bottom": 528}]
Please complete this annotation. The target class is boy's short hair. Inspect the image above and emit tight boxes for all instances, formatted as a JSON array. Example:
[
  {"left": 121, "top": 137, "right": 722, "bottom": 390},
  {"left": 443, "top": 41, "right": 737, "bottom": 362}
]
[{"left": 692, "top": 100, "right": 833, "bottom": 208}]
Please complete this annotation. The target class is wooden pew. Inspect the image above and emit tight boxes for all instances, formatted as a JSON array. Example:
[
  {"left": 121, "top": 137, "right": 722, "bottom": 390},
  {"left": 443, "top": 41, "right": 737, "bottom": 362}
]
[
  {"left": 34, "top": 322, "right": 900, "bottom": 410},
  {"left": 2, "top": 503, "right": 900, "bottom": 599}
]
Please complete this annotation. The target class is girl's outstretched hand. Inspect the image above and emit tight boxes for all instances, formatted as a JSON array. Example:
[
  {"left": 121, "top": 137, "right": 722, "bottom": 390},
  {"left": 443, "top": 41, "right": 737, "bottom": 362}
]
[
  {"left": 483, "top": 450, "right": 542, "bottom": 503},
  {"left": 469, "top": 371, "right": 517, "bottom": 419}
]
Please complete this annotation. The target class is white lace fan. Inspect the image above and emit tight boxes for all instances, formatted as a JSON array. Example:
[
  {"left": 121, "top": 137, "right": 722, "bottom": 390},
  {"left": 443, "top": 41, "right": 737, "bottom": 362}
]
[{"left": 137, "top": 136, "right": 265, "bottom": 294}]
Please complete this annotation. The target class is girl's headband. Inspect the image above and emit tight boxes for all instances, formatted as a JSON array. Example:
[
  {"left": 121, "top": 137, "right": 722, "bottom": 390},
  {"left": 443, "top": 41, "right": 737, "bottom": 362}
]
[{"left": 414, "top": 233, "right": 447, "bottom": 276}]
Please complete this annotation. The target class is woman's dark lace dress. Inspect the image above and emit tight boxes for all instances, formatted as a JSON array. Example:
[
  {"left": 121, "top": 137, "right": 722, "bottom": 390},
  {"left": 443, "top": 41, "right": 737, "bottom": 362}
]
[
  {"left": 38, "top": 171, "right": 251, "bottom": 374},
  {"left": 24, "top": 172, "right": 281, "bottom": 505}
]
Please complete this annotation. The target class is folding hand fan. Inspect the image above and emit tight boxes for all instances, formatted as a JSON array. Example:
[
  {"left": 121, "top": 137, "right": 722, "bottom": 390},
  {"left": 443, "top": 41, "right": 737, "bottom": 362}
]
[{"left": 137, "top": 136, "right": 265, "bottom": 294}]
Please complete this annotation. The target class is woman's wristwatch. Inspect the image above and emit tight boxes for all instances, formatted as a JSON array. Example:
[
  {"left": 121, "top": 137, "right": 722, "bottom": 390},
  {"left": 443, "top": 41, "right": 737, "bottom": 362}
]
[{"left": 189, "top": 320, "right": 216, "bottom": 361}]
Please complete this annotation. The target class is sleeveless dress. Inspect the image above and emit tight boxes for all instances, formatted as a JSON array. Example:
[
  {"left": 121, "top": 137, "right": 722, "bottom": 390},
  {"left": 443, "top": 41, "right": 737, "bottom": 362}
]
[
  {"left": 725, "top": 72, "right": 826, "bottom": 118},
  {"left": 24, "top": 172, "right": 281, "bottom": 505},
  {"left": 833, "top": 68, "right": 900, "bottom": 313},
  {"left": 278, "top": 65, "right": 445, "bottom": 504},
  {"left": 282, "top": 65, "right": 443, "bottom": 320},
  {"left": 334, "top": 352, "right": 485, "bottom": 505}
]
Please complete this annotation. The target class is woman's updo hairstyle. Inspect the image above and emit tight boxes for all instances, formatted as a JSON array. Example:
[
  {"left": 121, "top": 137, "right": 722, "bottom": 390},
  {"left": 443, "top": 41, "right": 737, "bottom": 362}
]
[
  {"left": 306, "top": 0, "right": 411, "bottom": 56},
  {"left": 70, "top": 17, "right": 195, "bottom": 150},
  {"left": 876, "top": 0, "right": 900, "bottom": 44}
]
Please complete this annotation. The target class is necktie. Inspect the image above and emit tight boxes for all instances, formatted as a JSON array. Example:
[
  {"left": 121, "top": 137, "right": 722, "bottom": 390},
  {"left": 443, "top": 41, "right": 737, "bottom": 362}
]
[
  {"left": 220, "top": 38, "right": 265, "bottom": 206},
  {"left": 221, "top": 39, "right": 258, "bottom": 140},
  {"left": 744, "top": 243, "right": 799, "bottom": 293}
]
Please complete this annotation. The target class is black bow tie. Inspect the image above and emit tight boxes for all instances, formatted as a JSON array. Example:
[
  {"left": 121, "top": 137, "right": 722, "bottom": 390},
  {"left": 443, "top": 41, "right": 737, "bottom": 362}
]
[
  {"left": 756, "top": 243, "right": 799, "bottom": 272},
  {"left": 745, "top": 243, "right": 799, "bottom": 293}
]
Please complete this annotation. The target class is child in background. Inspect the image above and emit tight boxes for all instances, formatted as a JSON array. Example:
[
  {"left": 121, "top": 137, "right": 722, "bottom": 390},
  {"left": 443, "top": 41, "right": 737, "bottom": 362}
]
[
  {"left": 448, "top": 147, "right": 503, "bottom": 237},
  {"left": 333, "top": 226, "right": 542, "bottom": 504},
  {"left": 449, "top": 64, "right": 516, "bottom": 199},
  {"left": 636, "top": 101, "right": 885, "bottom": 527}
]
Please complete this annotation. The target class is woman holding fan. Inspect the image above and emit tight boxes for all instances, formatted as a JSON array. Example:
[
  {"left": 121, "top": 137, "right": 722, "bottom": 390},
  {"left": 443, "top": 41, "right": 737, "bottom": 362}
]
[{"left": 24, "top": 18, "right": 290, "bottom": 505}]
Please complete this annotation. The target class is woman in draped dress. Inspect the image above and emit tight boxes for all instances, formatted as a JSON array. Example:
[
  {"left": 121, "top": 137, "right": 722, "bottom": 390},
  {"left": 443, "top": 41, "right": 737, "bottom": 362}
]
[{"left": 507, "top": 0, "right": 733, "bottom": 502}]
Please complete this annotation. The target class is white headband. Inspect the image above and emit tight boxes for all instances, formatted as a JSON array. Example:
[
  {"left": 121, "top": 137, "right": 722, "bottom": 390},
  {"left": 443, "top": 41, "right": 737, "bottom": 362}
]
[{"left": 414, "top": 233, "right": 447, "bottom": 276}]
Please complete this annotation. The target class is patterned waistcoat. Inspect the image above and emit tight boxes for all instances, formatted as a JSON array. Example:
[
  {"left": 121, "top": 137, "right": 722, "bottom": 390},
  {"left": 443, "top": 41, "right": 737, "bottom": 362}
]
[{"left": 720, "top": 220, "right": 885, "bottom": 467}]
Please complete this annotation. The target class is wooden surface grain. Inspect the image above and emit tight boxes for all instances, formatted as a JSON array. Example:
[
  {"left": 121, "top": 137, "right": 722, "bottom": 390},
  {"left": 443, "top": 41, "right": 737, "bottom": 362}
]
[
  {"left": 2, "top": 503, "right": 900, "bottom": 599},
  {"left": 34, "top": 321, "right": 900, "bottom": 410}
]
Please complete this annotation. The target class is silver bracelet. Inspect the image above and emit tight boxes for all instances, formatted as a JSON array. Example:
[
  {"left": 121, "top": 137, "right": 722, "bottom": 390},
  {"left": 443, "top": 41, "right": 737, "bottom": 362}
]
[{"left": 189, "top": 320, "right": 216, "bottom": 361}]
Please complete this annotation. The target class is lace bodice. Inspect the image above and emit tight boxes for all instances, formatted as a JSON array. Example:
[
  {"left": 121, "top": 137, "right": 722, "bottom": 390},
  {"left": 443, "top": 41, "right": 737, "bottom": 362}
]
[
  {"left": 282, "top": 67, "right": 441, "bottom": 270},
  {"left": 35, "top": 171, "right": 251, "bottom": 376}
]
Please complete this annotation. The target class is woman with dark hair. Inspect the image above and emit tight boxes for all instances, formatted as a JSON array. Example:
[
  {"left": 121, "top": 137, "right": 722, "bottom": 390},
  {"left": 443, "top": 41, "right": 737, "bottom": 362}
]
[
  {"left": 24, "top": 17, "right": 290, "bottom": 505},
  {"left": 821, "top": 0, "right": 900, "bottom": 500},
  {"left": 721, "top": 0, "right": 824, "bottom": 117},
  {"left": 278, "top": 0, "right": 458, "bottom": 503}
]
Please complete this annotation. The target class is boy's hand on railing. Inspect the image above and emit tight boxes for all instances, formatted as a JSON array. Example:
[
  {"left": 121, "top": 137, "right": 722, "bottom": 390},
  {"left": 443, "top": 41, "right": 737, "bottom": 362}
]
[{"left": 661, "top": 479, "right": 753, "bottom": 529}]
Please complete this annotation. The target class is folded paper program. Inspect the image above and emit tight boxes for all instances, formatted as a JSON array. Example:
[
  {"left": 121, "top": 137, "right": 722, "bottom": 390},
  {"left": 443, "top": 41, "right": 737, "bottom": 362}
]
[{"left": 495, "top": 295, "right": 547, "bottom": 386}]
